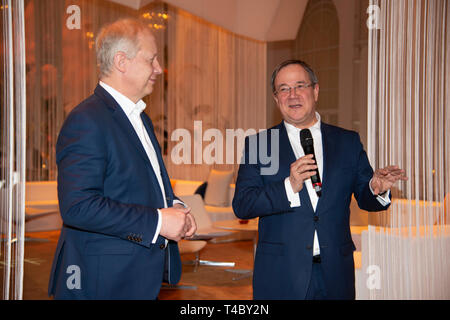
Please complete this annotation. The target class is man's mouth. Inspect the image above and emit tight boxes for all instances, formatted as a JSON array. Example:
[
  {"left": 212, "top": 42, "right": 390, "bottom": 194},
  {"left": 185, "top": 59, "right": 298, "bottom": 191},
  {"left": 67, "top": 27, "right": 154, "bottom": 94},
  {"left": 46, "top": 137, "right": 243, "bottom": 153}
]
[{"left": 289, "top": 104, "right": 303, "bottom": 108}]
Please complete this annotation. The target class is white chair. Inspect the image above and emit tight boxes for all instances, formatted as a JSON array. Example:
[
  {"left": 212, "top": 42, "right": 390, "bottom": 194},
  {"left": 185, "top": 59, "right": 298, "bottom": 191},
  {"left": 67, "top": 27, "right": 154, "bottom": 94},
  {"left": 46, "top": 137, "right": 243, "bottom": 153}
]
[
  {"left": 161, "top": 240, "right": 207, "bottom": 291},
  {"left": 202, "top": 169, "right": 236, "bottom": 222},
  {"left": 204, "top": 184, "right": 236, "bottom": 222},
  {"left": 179, "top": 194, "right": 235, "bottom": 268},
  {"left": 180, "top": 194, "right": 234, "bottom": 241},
  {"left": 161, "top": 239, "right": 208, "bottom": 291},
  {"left": 172, "top": 177, "right": 237, "bottom": 222},
  {"left": 178, "top": 239, "right": 207, "bottom": 272}
]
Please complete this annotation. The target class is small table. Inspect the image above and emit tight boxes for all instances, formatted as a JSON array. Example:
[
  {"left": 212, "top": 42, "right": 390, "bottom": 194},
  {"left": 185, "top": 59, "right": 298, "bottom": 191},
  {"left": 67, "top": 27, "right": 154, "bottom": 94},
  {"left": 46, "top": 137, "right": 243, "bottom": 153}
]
[{"left": 214, "top": 219, "right": 258, "bottom": 280}]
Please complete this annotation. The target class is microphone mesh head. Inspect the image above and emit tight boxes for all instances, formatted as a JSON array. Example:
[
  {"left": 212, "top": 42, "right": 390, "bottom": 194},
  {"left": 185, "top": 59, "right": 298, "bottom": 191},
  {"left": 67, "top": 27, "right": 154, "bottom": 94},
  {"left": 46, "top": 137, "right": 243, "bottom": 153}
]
[{"left": 300, "top": 129, "right": 313, "bottom": 148}]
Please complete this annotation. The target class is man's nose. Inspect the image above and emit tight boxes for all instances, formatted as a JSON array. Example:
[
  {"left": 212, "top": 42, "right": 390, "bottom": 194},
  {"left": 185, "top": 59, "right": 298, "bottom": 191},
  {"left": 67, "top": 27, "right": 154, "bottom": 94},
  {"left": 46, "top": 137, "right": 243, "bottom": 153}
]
[
  {"left": 153, "top": 58, "right": 163, "bottom": 74},
  {"left": 288, "top": 87, "right": 299, "bottom": 97}
]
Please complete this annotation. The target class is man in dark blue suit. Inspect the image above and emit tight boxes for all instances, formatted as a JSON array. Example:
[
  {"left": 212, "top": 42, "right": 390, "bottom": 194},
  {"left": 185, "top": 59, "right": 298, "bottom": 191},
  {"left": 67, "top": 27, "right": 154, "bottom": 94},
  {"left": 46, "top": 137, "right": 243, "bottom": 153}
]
[
  {"left": 48, "top": 19, "right": 196, "bottom": 299},
  {"left": 232, "top": 60, "right": 407, "bottom": 300}
]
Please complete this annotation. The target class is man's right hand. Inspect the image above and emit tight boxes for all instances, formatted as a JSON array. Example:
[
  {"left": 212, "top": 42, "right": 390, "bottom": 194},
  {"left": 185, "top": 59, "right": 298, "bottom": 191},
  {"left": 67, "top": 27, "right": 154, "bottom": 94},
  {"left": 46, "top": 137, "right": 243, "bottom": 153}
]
[
  {"left": 159, "top": 206, "right": 193, "bottom": 242},
  {"left": 289, "top": 154, "right": 318, "bottom": 193}
]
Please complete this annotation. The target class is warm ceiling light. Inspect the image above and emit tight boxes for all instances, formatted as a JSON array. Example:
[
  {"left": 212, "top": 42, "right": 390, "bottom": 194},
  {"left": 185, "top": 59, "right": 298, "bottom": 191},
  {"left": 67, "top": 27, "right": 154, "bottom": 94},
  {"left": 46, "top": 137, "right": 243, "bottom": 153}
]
[{"left": 143, "top": 10, "right": 168, "bottom": 30}]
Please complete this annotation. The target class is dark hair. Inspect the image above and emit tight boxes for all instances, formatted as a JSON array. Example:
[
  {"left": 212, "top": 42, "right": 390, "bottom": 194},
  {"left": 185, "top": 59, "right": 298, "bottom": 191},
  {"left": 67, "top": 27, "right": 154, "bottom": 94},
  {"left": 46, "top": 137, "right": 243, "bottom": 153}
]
[{"left": 271, "top": 60, "right": 318, "bottom": 93}]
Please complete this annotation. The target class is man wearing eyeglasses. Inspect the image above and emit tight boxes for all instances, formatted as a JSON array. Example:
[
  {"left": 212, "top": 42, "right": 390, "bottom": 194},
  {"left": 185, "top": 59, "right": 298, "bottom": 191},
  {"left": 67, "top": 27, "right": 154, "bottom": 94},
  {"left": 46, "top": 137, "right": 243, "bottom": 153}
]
[{"left": 233, "top": 60, "right": 407, "bottom": 300}]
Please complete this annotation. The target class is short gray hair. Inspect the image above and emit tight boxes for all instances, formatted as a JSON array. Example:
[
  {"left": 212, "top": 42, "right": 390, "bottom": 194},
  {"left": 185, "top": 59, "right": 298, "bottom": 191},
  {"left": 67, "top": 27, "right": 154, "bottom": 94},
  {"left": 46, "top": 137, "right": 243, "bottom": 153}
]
[
  {"left": 96, "top": 18, "right": 153, "bottom": 78},
  {"left": 271, "top": 60, "right": 318, "bottom": 94}
]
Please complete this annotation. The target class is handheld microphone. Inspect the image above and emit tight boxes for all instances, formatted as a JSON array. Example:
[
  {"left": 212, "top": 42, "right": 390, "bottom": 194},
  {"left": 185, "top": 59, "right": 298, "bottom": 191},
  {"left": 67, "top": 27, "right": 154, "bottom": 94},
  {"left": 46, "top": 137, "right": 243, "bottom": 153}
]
[{"left": 300, "top": 129, "right": 322, "bottom": 197}]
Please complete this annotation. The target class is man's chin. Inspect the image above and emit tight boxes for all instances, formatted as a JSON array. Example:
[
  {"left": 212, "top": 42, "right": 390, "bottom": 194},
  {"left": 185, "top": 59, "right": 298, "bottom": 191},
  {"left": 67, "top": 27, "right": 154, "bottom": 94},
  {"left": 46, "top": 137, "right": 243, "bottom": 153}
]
[
  {"left": 142, "top": 86, "right": 154, "bottom": 98},
  {"left": 286, "top": 116, "right": 316, "bottom": 128}
]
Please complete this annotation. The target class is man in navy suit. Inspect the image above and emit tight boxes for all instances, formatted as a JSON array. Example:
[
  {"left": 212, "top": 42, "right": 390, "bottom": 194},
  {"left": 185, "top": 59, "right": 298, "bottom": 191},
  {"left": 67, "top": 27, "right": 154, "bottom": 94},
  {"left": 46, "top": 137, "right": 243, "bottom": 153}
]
[
  {"left": 232, "top": 60, "right": 407, "bottom": 300},
  {"left": 48, "top": 19, "right": 196, "bottom": 299}
]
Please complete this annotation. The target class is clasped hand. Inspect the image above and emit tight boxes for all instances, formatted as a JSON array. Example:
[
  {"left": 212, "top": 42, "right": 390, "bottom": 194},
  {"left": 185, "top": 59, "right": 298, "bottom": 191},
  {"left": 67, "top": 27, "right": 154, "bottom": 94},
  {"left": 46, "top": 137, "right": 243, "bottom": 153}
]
[{"left": 159, "top": 204, "right": 197, "bottom": 242}]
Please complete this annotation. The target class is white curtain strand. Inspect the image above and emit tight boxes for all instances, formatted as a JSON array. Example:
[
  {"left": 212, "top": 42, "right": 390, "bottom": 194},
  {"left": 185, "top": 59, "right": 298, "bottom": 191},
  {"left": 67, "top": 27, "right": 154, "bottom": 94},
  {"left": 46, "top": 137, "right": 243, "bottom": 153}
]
[
  {"left": 1, "top": 0, "right": 26, "bottom": 300},
  {"left": 363, "top": 0, "right": 450, "bottom": 299}
]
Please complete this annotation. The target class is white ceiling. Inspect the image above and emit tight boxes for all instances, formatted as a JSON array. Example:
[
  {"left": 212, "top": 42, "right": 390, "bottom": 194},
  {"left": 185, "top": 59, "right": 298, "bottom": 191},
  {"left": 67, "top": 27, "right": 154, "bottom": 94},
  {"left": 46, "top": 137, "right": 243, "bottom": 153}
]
[
  {"left": 107, "top": 0, "right": 307, "bottom": 41},
  {"left": 108, "top": 0, "right": 155, "bottom": 10}
]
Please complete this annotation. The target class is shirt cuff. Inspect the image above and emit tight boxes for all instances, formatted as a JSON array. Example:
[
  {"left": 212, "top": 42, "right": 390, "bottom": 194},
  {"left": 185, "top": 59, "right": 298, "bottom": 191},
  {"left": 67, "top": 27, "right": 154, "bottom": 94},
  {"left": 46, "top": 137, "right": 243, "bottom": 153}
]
[
  {"left": 173, "top": 199, "right": 186, "bottom": 208},
  {"left": 285, "top": 177, "right": 301, "bottom": 207},
  {"left": 152, "top": 209, "right": 162, "bottom": 244},
  {"left": 369, "top": 178, "right": 391, "bottom": 206}
]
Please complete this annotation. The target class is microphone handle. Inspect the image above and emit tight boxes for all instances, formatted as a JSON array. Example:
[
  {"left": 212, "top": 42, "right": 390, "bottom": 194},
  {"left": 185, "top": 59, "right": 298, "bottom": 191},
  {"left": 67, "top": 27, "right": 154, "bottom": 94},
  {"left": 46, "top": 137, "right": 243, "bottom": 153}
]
[{"left": 303, "top": 146, "right": 322, "bottom": 197}]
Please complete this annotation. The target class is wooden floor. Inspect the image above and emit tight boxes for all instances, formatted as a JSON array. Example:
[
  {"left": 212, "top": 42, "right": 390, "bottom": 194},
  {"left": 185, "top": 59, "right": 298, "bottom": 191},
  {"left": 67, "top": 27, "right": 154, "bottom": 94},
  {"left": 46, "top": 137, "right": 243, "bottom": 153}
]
[{"left": 15, "top": 230, "right": 254, "bottom": 300}]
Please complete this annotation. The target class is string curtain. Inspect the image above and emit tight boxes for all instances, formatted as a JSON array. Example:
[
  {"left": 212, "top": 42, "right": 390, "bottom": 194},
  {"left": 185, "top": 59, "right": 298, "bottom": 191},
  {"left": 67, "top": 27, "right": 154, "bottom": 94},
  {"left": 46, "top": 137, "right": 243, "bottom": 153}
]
[
  {"left": 1, "top": 0, "right": 26, "bottom": 300},
  {"left": 166, "top": 7, "right": 267, "bottom": 181},
  {"left": 25, "top": 0, "right": 138, "bottom": 181},
  {"left": 293, "top": 0, "right": 340, "bottom": 126},
  {"left": 2, "top": 0, "right": 268, "bottom": 299},
  {"left": 24, "top": 0, "right": 267, "bottom": 182},
  {"left": 362, "top": 0, "right": 450, "bottom": 299}
]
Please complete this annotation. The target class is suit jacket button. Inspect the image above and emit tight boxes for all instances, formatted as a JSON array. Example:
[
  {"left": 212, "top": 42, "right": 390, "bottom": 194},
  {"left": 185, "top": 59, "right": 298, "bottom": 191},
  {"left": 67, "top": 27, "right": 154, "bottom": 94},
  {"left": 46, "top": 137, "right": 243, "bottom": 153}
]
[
  {"left": 313, "top": 216, "right": 319, "bottom": 222},
  {"left": 160, "top": 244, "right": 165, "bottom": 249}
]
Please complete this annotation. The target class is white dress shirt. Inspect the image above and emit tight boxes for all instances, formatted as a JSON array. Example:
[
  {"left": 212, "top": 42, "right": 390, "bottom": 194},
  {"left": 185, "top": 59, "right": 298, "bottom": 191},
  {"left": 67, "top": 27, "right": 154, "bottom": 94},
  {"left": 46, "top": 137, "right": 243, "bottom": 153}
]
[
  {"left": 100, "top": 81, "right": 167, "bottom": 244},
  {"left": 283, "top": 112, "right": 390, "bottom": 256}
]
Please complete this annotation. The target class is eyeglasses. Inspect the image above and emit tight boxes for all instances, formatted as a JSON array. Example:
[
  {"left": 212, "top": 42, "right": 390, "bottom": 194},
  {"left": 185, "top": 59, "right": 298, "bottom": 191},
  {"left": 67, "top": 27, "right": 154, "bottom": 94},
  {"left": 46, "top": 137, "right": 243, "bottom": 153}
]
[{"left": 275, "top": 83, "right": 315, "bottom": 97}]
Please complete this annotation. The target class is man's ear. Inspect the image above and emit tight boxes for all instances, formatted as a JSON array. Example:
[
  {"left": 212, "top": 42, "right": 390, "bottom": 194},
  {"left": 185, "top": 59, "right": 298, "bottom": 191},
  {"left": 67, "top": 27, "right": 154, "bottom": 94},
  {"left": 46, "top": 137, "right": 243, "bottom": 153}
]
[
  {"left": 273, "top": 93, "right": 279, "bottom": 106},
  {"left": 113, "top": 51, "right": 128, "bottom": 74},
  {"left": 313, "top": 83, "right": 320, "bottom": 102}
]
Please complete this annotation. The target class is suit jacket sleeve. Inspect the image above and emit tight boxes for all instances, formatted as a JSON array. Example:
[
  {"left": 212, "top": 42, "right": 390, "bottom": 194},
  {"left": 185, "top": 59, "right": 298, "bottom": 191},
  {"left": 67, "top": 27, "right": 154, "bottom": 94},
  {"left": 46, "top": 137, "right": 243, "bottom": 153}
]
[
  {"left": 232, "top": 135, "right": 293, "bottom": 219},
  {"left": 352, "top": 132, "right": 391, "bottom": 212},
  {"left": 56, "top": 109, "right": 159, "bottom": 247}
]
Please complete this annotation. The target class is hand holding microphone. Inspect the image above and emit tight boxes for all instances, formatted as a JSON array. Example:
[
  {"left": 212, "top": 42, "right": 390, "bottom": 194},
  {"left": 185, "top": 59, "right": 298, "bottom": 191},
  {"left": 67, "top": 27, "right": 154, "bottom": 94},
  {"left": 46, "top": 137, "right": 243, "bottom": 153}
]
[
  {"left": 289, "top": 129, "right": 322, "bottom": 196},
  {"left": 300, "top": 129, "right": 322, "bottom": 197},
  {"left": 289, "top": 154, "right": 318, "bottom": 193}
]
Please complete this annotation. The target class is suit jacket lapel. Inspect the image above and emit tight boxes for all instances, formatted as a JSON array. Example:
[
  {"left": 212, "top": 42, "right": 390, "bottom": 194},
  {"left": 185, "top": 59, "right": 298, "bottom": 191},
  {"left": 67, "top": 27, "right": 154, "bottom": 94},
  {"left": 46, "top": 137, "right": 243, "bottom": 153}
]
[
  {"left": 141, "top": 113, "right": 174, "bottom": 204},
  {"left": 277, "top": 122, "right": 296, "bottom": 177},
  {"left": 315, "top": 122, "right": 336, "bottom": 213},
  {"left": 278, "top": 122, "right": 314, "bottom": 213},
  {"left": 95, "top": 85, "right": 150, "bottom": 166},
  {"left": 95, "top": 85, "right": 169, "bottom": 206}
]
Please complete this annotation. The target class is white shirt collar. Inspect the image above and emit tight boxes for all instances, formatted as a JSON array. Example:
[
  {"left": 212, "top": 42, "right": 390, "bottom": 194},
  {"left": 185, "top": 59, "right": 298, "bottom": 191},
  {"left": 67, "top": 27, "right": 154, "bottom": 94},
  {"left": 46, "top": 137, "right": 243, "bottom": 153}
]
[
  {"left": 99, "top": 81, "right": 146, "bottom": 117},
  {"left": 284, "top": 112, "right": 322, "bottom": 135}
]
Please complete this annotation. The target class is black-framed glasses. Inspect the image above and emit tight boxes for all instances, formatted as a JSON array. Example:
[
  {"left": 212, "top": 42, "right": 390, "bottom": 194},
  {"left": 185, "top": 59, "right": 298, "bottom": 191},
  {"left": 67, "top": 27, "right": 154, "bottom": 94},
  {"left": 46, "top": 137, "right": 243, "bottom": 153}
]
[{"left": 275, "top": 83, "right": 315, "bottom": 97}]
